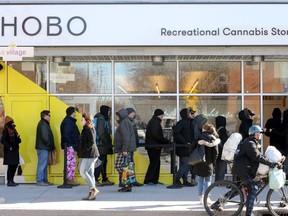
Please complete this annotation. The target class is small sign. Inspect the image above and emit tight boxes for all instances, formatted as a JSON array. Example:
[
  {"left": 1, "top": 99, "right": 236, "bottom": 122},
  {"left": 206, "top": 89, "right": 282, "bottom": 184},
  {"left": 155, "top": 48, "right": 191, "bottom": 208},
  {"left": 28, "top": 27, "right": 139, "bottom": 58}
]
[{"left": 0, "top": 43, "right": 34, "bottom": 61}]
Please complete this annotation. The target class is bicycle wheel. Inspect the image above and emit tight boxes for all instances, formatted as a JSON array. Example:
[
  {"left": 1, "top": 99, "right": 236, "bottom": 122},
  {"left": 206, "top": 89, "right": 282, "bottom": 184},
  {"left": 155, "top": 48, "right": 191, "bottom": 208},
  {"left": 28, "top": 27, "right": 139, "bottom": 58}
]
[
  {"left": 266, "top": 181, "right": 288, "bottom": 216},
  {"left": 204, "top": 180, "right": 245, "bottom": 216}
]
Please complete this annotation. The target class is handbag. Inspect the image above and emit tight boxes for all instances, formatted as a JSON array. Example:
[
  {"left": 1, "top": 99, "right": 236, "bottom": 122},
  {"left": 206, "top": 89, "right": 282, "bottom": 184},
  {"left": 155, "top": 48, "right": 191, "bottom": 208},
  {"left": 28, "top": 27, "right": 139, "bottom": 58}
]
[
  {"left": 269, "top": 167, "right": 286, "bottom": 190},
  {"left": 48, "top": 149, "right": 57, "bottom": 165},
  {"left": 95, "top": 158, "right": 102, "bottom": 168},
  {"left": 188, "top": 144, "right": 205, "bottom": 166}
]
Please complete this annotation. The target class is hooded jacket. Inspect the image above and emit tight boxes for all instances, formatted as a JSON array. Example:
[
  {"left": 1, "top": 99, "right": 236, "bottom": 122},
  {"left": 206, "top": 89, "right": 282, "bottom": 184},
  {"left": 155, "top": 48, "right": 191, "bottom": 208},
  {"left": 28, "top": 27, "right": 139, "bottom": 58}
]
[
  {"left": 173, "top": 108, "right": 194, "bottom": 157},
  {"left": 215, "top": 116, "right": 229, "bottom": 160},
  {"left": 113, "top": 109, "right": 137, "bottom": 153},
  {"left": 238, "top": 109, "right": 253, "bottom": 140},
  {"left": 193, "top": 114, "right": 208, "bottom": 140}
]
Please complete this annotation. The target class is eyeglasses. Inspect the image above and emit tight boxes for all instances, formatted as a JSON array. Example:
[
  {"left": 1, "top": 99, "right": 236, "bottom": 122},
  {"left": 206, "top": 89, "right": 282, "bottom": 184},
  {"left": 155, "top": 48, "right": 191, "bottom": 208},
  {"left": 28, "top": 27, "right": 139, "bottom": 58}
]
[{"left": 47, "top": 114, "right": 51, "bottom": 117}]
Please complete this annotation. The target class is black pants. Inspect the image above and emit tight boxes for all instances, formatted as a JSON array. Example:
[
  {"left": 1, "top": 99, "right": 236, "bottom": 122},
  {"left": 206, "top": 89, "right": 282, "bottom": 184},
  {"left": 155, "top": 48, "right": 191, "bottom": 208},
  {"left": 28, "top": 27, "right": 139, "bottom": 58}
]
[
  {"left": 94, "top": 154, "right": 108, "bottom": 182},
  {"left": 7, "top": 164, "right": 18, "bottom": 183},
  {"left": 144, "top": 148, "right": 161, "bottom": 184}
]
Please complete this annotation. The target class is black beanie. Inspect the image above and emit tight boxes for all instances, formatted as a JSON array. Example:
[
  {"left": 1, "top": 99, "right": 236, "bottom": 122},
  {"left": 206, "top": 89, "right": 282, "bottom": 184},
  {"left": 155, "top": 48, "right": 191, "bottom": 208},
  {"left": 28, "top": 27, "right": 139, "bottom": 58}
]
[
  {"left": 126, "top": 108, "right": 136, "bottom": 115},
  {"left": 100, "top": 105, "right": 110, "bottom": 118},
  {"left": 66, "top": 106, "right": 76, "bottom": 116},
  {"left": 154, "top": 109, "right": 164, "bottom": 116}
]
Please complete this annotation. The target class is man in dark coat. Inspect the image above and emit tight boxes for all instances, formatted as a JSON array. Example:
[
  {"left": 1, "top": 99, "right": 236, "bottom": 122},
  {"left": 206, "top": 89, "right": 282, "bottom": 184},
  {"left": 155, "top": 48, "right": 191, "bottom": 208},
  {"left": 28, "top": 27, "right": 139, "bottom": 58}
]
[
  {"left": 173, "top": 108, "right": 195, "bottom": 187},
  {"left": 238, "top": 108, "right": 255, "bottom": 140},
  {"left": 232, "top": 125, "right": 280, "bottom": 216},
  {"left": 144, "top": 109, "right": 170, "bottom": 185},
  {"left": 60, "top": 106, "right": 80, "bottom": 186}
]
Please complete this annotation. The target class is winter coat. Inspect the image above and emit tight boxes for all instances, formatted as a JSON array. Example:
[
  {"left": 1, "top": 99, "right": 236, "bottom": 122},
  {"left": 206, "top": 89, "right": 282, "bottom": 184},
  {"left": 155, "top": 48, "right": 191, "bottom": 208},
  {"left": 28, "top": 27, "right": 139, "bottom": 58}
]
[
  {"left": 145, "top": 115, "right": 170, "bottom": 150},
  {"left": 193, "top": 132, "right": 218, "bottom": 177},
  {"left": 114, "top": 109, "right": 137, "bottom": 153},
  {"left": 215, "top": 116, "right": 229, "bottom": 161},
  {"left": 60, "top": 115, "right": 80, "bottom": 149},
  {"left": 238, "top": 110, "right": 253, "bottom": 140},
  {"left": 232, "top": 136, "right": 274, "bottom": 180},
  {"left": 193, "top": 114, "right": 208, "bottom": 140},
  {"left": 173, "top": 108, "right": 194, "bottom": 157},
  {"left": 264, "top": 108, "right": 285, "bottom": 152},
  {"left": 1, "top": 125, "right": 21, "bottom": 165},
  {"left": 35, "top": 119, "right": 55, "bottom": 151},
  {"left": 78, "top": 126, "right": 99, "bottom": 158},
  {"left": 94, "top": 113, "right": 112, "bottom": 155}
]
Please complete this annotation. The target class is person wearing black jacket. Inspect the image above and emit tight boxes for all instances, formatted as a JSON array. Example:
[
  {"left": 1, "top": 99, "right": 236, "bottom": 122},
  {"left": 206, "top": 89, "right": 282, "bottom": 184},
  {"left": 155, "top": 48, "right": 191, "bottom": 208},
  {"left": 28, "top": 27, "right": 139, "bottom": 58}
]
[
  {"left": 232, "top": 125, "right": 280, "bottom": 216},
  {"left": 144, "top": 109, "right": 170, "bottom": 185},
  {"left": 173, "top": 108, "right": 195, "bottom": 187},
  {"left": 238, "top": 108, "right": 255, "bottom": 140},
  {"left": 215, "top": 116, "right": 229, "bottom": 181}
]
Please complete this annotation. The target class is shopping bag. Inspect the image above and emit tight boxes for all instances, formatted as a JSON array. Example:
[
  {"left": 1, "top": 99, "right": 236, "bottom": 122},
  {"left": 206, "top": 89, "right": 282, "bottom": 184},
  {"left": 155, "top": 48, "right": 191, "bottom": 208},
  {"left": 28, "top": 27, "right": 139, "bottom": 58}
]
[
  {"left": 121, "top": 156, "right": 136, "bottom": 185},
  {"left": 269, "top": 167, "right": 286, "bottom": 190},
  {"left": 188, "top": 145, "right": 205, "bottom": 166},
  {"left": 48, "top": 149, "right": 57, "bottom": 165}
]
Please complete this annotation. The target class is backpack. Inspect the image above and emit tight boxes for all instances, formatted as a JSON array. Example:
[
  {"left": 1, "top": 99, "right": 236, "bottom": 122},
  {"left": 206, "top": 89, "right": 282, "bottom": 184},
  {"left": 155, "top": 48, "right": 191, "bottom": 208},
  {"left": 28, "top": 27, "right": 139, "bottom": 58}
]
[
  {"left": 221, "top": 132, "right": 242, "bottom": 162},
  {"left": 93, "top": 116, "right": 109, "bottom": 145}
]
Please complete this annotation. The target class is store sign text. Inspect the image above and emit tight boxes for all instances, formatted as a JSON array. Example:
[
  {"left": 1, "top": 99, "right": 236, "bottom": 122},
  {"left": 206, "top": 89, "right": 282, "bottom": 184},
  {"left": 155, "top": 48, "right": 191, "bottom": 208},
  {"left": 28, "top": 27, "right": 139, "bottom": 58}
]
[{"left": 1, "top": 16, "right": 87, "bottom": 36}]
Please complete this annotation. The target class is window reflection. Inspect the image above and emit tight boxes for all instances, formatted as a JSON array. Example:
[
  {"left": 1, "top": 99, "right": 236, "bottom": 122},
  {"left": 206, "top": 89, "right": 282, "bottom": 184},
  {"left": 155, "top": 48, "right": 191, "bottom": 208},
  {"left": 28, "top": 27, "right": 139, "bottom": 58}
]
[
  {"left": 8, "top": 62, "right": 47, "bottom": 90},
  {"left": 244, "top": 62, "right": 260, "bottom": 93},
  {"left": 263, "top": 62, "right": 288, "bottom": 93},
  {"left": 179, "top": 62, "right": 241, "bottom": 93},
  {"left": 50, "top": 62, "right": 112, "bottom": 94},
  {"left": 115, "top": 62, "right": 176, "bottom": 94}
]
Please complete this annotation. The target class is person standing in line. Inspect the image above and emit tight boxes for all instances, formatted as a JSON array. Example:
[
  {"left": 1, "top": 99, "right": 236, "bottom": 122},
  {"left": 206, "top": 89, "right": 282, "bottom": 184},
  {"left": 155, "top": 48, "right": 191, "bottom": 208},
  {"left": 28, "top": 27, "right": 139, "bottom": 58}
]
[
  {"left": 144, "top": 109, "right": 171, "bottom": 186},
  {"left": 60, "top": 106, "right": 80, "bottom": 186},
  {"left": 1, "top": 116, "right": 21, "bottom": 186},
  {"left": 215, "top": 115, "right": 229, "bottom": 181},
  {"left": 94, "top": 105, "right": 114, "bottom": 186},
  {"left": 194, "top": 123, "right": 219, "bottom": 204},
  {"left": 238, "top": 108, "right": 255, "bottom": 140},
  {"left": 125, "top": 107, "right": 143, "bottom": 187},
  {"left": 78, "top": 113, "right": 100, "bottom": 200},
  {"left": 114, "top": 108, "right": 137, "bottom": 189},
  {"left": 264, "top": 108, "right": 286, "bottom": 155},
  {"left": 173, "top": 108, "right": 195, "bottom": 187},
  {"left": 35, "top": 110, "right": 55, "bottom": 186}
]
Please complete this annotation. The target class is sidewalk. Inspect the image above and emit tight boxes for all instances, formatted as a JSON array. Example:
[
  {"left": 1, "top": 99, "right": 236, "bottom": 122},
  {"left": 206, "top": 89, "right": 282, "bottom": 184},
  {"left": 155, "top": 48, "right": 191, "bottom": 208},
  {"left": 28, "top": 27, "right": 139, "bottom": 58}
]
[{"left": 0, "top": 183, "right": 271, "bottom": 216}]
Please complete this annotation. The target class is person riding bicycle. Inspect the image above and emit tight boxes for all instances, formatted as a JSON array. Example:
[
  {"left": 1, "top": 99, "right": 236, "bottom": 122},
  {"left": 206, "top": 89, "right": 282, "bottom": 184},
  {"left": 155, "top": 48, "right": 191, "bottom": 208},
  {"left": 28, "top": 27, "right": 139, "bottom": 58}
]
[{"left": 232, "top": 125, "right": 282, "bottom": 216}]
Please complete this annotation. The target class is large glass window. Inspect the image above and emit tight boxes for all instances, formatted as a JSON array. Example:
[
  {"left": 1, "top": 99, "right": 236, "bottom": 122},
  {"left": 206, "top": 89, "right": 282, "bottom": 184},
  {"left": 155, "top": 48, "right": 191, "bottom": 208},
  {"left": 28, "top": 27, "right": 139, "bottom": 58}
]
[
  {"left": 244, "top": 62, "right": 260, "bottom": 93},
  {"left": 263, "top": 62, "right": 288, "bottom": 93},
  {"left": 179, "top": 62, "right": 241, "bottom": 94},
  {"left": 50, "top": 62, "right": 112, "bottom": 94},
  {"left": 114, "top": 62, "right": 177, "bottom": 94},
  {"left": 8, "top": 61, "right": 47, "bottom": 90}
]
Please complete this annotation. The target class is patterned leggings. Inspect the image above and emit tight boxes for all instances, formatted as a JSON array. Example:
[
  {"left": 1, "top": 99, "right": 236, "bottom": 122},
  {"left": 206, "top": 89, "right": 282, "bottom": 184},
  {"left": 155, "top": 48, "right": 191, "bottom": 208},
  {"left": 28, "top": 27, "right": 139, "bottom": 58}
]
[{"left": 66, "top": 146, "right": 76, "bottom": 180}]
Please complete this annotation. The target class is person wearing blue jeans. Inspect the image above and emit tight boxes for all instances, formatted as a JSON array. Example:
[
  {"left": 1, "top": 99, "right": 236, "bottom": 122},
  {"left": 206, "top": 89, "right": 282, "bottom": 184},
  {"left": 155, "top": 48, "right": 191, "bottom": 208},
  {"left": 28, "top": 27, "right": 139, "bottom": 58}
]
[
  {"left": 197, "top": 175, "right": 212, "bottom": 203},
  {"left": 35, "top": 110, "right": 55, "bottom": 186}
]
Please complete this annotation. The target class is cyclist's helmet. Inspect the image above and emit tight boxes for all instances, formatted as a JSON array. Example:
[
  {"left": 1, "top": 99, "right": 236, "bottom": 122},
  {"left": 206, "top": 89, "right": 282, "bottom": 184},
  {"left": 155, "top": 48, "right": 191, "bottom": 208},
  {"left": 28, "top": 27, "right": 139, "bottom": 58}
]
[{"left": 248, "top": 125, "right": 263, "bottom": 135}]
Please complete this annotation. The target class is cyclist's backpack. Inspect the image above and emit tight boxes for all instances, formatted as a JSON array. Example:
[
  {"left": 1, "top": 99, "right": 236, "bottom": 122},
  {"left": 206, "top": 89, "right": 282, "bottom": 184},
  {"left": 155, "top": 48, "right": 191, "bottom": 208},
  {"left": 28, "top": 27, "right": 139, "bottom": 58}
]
[
  {"left": 221, "top": 132, "right": 242, "bottom": 162},
  {"left": 93, "top": 116, "right": 109, "bottom": 145}
]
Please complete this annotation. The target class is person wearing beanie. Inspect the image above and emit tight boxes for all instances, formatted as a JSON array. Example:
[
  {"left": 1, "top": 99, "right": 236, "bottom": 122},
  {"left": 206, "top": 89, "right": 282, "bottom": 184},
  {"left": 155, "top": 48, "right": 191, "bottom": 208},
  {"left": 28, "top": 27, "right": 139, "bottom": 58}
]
[
  {"left": 60, "top": 106, "right": 80, "bottom": 186},
  {"left": 35, "top": 110, "right": 55, "bottom": 186},
  {"left": 125, "top": 108, "right": 143, "bottom": 187},
  {"left": 1, "top": 116, "right": 21, "bottom": 186},
  {"left": 144, "top": 108, "right": 170, "bottom": 185},
  {"left": 94, "top": 105, "right": 114, "bottom": 187}
]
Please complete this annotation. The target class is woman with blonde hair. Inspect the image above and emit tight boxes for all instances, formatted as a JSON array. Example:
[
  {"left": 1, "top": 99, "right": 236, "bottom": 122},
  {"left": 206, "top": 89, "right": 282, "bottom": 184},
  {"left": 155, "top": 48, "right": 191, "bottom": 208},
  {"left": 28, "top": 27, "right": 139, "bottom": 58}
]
[{"left": 78, "top": 113, "right": 100, "bottom": 200}]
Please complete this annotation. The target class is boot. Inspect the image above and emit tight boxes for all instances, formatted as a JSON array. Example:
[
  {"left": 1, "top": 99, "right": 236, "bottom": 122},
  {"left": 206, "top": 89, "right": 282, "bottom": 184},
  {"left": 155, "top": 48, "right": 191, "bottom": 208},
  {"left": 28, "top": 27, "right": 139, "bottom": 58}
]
[
  {"left": 67, "top": 179, "right": 80, "bottom": 186},
  {"left": 88, "top": 188, "right": 99, "bottom": 200},
  {"left": 82, "top": 191, "right": 91, "bottom": 200}
]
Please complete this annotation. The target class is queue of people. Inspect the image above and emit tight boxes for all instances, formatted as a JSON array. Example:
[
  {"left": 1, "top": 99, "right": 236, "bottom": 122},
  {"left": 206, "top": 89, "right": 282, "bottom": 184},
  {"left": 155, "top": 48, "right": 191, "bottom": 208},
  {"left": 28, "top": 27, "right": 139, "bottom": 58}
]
[{"left": 1, "top": 105, "right": 287, "bottom": 209}]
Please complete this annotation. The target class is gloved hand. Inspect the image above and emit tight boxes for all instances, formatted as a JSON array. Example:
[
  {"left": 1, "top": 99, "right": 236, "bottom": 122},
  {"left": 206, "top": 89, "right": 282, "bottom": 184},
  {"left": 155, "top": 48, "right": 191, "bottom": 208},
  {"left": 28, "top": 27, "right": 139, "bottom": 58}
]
[{"left": 271, "top": 162, "right": 283, "bottom": 169}]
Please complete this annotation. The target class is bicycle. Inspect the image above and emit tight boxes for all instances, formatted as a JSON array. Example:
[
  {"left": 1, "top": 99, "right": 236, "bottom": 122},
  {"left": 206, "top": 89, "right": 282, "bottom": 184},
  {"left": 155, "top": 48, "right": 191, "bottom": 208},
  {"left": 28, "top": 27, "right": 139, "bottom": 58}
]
[{"left": 203, "top": 174, "right": 288, "bottom": 216}]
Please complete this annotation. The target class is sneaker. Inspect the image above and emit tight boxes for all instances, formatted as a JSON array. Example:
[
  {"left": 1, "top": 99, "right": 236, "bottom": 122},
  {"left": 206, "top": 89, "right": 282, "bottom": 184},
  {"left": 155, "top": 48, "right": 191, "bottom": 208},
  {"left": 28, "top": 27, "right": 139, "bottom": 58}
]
[
  {"left": 207, "top": 197, "right": 213, "bottom": 205},
  {"left": 191, "top": 179, "right": 198, "bottom": 186},
  {"left": 101, "top": 180, "right": 114, "bottom": 186},
  {"left": 133, "top": 181, "right": 143, "bottom": 187},
  {"left": 118, "top": 185, "right": 132, "bottom": 192},
  {"left": 96, "top": 181, "right": 104, "bottom": 187},
  {"left": 210, "top": 201, "right": 223, "bottom": 211},
  {"left": 183, "top": 181, "right": 194, "bottom": 187},
  {"left": 199, "top": 195, "right": 204, "bottom": 205}
]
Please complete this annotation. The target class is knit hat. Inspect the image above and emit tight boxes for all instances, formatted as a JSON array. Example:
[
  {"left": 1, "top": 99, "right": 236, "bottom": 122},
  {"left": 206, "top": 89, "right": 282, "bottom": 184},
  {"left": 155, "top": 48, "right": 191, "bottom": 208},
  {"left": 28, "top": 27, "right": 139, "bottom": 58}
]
[
  {"left": 154, "top": 109, "right": 164, "bottom": 116},
  {"left": 126, "top": 108, "right": 136, "bottom": 115},
  {"left": 4, "top": 116, "right": 13, "bottom": 125},
  {"left": 66, "top": 106, "right": 76, "bottom": 116},
  {"left": 100, "top": 105, "right": 110, "bottom": 118}
]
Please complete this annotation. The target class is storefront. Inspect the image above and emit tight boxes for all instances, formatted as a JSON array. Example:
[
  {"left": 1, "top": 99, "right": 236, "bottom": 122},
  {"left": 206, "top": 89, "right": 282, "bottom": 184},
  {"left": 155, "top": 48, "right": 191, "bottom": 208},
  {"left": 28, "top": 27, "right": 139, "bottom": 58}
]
[{"left": 1, "top": 1, "right": 288, "bottom": 184}]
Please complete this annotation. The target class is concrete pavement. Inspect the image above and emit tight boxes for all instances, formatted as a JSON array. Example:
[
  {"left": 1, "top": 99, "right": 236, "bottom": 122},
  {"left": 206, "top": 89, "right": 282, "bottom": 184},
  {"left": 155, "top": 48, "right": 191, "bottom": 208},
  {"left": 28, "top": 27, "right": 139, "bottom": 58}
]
[{"left": 0, "top": 183, "right": 273, "bottom": 216}]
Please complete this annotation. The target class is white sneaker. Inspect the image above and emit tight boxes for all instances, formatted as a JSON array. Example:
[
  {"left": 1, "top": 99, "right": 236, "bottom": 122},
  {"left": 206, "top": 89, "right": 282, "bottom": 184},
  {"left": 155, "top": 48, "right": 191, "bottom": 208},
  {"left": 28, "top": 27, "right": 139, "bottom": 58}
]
[
  {"left": 207, "top": 197, "right": 213, "bottom": 205},
  {"left": 199, "top": 195, "right": 204, "bottom": 204}
]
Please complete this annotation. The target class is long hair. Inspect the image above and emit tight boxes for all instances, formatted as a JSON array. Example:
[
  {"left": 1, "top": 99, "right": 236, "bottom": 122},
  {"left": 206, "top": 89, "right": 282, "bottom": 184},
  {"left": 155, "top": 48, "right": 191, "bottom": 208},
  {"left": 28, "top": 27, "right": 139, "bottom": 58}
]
[
  {"left": 202, "top": 123, "right": 219, "bottom": 138},
  {"left": 82, "top": 113, "right": 93, "bottom": 128}
]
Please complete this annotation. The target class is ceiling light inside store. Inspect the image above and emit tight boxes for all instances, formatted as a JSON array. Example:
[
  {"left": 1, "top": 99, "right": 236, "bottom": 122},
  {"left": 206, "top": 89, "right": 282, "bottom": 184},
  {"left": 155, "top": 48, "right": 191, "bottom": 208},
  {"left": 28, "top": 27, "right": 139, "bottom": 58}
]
[
  {"left": 155, "top": 83, "right": 161, "bottom": 98},
  {"left": 152, "top": 56, "right": 164, "bottom": 66},
  {"left": 251, "top": 56, "right": 264, "bottom": 62}
]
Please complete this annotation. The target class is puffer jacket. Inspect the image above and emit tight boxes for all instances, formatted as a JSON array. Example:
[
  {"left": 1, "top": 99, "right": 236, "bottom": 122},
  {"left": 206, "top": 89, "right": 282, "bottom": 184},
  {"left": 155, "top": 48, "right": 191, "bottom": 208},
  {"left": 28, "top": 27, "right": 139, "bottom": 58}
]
[
  {"left": 232, "top": 136, "right": 274, "bottom": 180},
  {"left": 173, "top": 108, "right": 194, "bottom": 157},
  {"left": 113, "top": 109, "right": 137, "bottom": 153}
]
